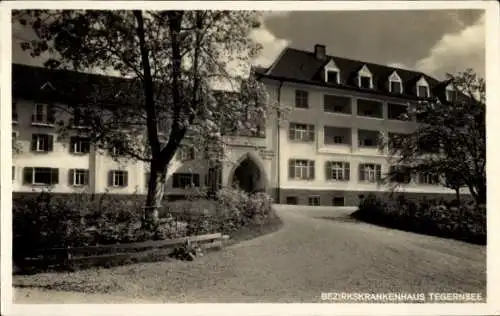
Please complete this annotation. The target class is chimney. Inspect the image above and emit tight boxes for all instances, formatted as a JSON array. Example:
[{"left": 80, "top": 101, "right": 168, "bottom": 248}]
[{"left": 314, "top": 44, "right": 326, "bottom": 60}]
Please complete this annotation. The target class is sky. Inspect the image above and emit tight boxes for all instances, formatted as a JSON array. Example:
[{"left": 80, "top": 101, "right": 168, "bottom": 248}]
[{"left": 12, "top": 9, "right": 486, "bottom": 81}]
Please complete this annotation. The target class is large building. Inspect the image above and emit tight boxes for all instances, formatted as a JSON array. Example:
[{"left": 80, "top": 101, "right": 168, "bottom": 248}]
[{"left": 12, "top": 44, "right": 462, "bottom": 205}]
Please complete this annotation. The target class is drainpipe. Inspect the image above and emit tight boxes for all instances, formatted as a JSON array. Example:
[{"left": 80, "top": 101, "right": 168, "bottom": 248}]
[{"left": 276, "top": 80, "right": 284, "bottom": 203}]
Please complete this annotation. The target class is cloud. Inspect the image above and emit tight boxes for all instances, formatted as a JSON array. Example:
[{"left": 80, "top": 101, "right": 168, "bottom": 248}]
[
  {"left": 250, "top": 22, "right": 289, "bottom": 67},
  {"left": 387, "top": 62, "right": 413, "bottom": 71},
  {"left": 415, "top": 14, "right": 485, "bottom": 79}
]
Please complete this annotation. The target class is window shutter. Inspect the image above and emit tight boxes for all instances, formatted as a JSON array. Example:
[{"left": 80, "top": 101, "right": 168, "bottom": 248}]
[
  {"left": 359, "top": 165, "right": 365, "bottom": 181},
  {"left": 69, "top": 137, "right": 76, "bottom": 153},
  {"left": 376, "top": 165, "right": 382, "bottom": 181},
  {"left": 288, "top": 160, "right": 295, "bottom": 179},
  {"left": 123, "top": 172, "right": 128, "bottom": 187},
  {"left": 68, "top": 169, "right": 74, "bottom": 185},
  {"left": 47, "top": 135, "right": 54, "bottom": 152},
  {"left": 309, "top": 161, "right": 315, "bottom": 180},
  {"left": 23, "top": 167, "right": 33, "bottom": 185},
  {"left": 288, "top": 124, "right": 295, "bottom": 140},
  {"left": 193, "top": 174, "right": 200, "bottom": 187},
  {"left": 308, "top": 125, "right": 315, "bottom": 141},
  {"left": 325, "top": 162, "right": 330, "bottom": 180},
  {"left": 108, "top": 171, "right": 114, "bottom": 186},
  {"left": 84, "top": 170, "right": 90, "bottom": 185},
  {"left": 345, "top": 163, "right": 350, "bottom": 181},
  {"left": 84, "top": 140, "right": 91, "bottom": 153},
  {"left": 47, "top": 104, "right": 56, "bottom": 123},
  {"left": 31, "top": 134, "right": 38, "bottom": 151},
  {"left": 50, "top": 168, "right": 59, "bottom": 184}
]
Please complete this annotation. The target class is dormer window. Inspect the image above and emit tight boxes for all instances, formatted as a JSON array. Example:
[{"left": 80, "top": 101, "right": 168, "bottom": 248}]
[
  {"left": 357, "top": 65, "right": 373, "bottom": 89},
  {"left": 445, "top": 84, "right": 457, "bottom": 102},
  {"left": 324, "top": 59, "right": 340, "bottom": 84},
  {"left": 388, "top": 71, "right": 403, "bottom": 94},
  {"left": 416, "top": 77, "right": 430, "bottom": 98}
]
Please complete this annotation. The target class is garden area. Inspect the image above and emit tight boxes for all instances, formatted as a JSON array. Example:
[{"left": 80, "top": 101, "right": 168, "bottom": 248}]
[
  {"left": 13, "top": 188, "right": 282, "bottom": 274},
  {"left": 351, "top": 194, "right": 486, "bottom": 245}
]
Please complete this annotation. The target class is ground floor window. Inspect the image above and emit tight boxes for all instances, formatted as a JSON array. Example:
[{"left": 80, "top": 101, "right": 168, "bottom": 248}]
[
  {"left": 332, "top": 196, "right": 345, "bottom": 206},
  {"left": 172, "top": 173, "right": 200, "bottom": 188},
  {"left": 70, "top": 169, "right": 89, "bottom": 186},
  {"left": 23, "top": 167, "right": 59, "bottom": 185},
  {"left": 308, "top": 196, "right": 321, "bottom": 206},
  {"left": 289, "top": 159, "right": 315, "bottom": 180},
  {"left": 286, "top": 196, "right": 298, "bottom": 205},
  {"left": 109, "top": 170, "right": 128, "bottom": 187},
  {"left": 359, "top": 163, "right": 382, "bottom": 183}
]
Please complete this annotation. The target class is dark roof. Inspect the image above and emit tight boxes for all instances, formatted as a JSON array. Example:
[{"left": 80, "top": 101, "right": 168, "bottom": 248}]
[
  {"left": 12, "top": 63, "right": 139, "bottom": 106},
  {"left": 254, "top": 47, "right": 446, "bottom": 101}
]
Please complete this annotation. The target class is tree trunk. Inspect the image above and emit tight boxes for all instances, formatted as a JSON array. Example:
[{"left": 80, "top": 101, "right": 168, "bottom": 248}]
[{"left": 143, "top": 162, "right": 167, "bottom": 231}]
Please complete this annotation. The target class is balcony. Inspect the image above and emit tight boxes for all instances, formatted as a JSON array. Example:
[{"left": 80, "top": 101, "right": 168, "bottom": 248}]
[
  {"left": 31, "top": 115, "right": 56, "bottom": 127},
  {"left": 356, "top": 99, "right": 383, "bottom": 119}
]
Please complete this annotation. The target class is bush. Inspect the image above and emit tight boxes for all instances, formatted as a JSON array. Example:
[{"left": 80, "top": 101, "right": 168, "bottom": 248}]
[
  {"left": 352, "top": 194, "right": 486, "bottom": 244},
  {"left": 13, "top": 188, "right": 277, "bottom": 265}
]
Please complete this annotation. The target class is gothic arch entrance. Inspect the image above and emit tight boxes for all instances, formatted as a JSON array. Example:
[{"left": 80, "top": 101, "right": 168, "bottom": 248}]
[{"left": 230, "top": 154, "right": 268, "bottom": 193}]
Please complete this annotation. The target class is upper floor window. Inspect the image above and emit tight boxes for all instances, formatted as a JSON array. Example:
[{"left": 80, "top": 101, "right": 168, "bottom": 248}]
[
  {"left": 324, "top": 126, "right": 350, "bottom": 145},
  {"left": 389, "top": 166, "right": 411, "bottom": 184},
  {"left": 445, "top": 84, "right": 457, "bottom": 102},
  {"left": 358, "top": 129, "right": 381, "bottom": 148},
  {"left": 70, "top": 137, "right": 91, "bottom": 154},
  {"left": 32, "top": 103, "right": 55, "bottom": 125},
  {"left": 288, "top": 159, "right": 315, "bottom": 180},
  {"left": 357, "top": 99, "right": 383, "bottom": 118},
  {"left": 289, "top": 123, "right": 315, "bottom": 142},
  {"left": 389, "top": 71, "right": 403, "bottom": 94},
  {"left": 326, "top": 70, "right": 339, "bottom": 84},
  {"left": 358, "top": 65, "right": 373, "bottom": 89},
  {"left": 178, "top": 145, "right": 195, "bottom": 161},
  {"left": 325, "top": 161, "right": 350, "bottom": 181},
  {"left": 323, "top": 95, "right": 351, "bottom": 114},
  {"left": 416, "top": 77, "right": 430, "bottom": 98},
  {"left": 12, "top": 102, "right": 18, "bottom": 123},
  {"left": 12, "top": 131, "right": 18, "bottom": 150},
  {"left": 31, "top": 134, "right": 54, "bottom": 152},
  {"left": 295, "top": 90, "right": 309, "bottom": 108},
  {"left": 359, "top": 163, "right": 382, "bottom": 183},
  {"left": 387, "top": 103, "right": 409, "bottom": 121}
]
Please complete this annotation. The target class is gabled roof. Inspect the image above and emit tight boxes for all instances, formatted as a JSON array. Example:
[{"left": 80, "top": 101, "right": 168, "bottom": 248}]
[{"left": 255, "top": 47, "right": 446, "bottom": 100}]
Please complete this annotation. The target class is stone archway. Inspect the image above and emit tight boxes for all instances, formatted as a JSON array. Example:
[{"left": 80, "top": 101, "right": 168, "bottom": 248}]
[{"left": 230, "top": 154, "right": 267, "bottom": 193}]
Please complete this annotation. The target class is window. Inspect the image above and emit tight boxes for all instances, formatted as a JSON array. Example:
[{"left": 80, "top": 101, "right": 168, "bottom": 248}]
[
  {"left": 359, "top": 163, "right": 382, "bottom": 183},
  {"left": 358, "top": 129, "right": 380, "bottom": 148},
  {"left": 109, "top": 141, "right": 126, "bottom": 157},
  {"left": 388, "top": 133, "right": 405, "bottom": 151},
  {"left": 286, "top": 196, "right": 298, "bottom": 205},
  {"left": 69, "top": 169, "right": 89, "bottom": 186},
  {"left": 359, "top": 76, "right": 372, "bottom": 89},
  {"left": 12, "top": 131, "right": 18, "bottom": 149},
  {"left": 389, "top": 166, "right": 411, "bottom": 184},
  {"left": 308, "top": 196, "right": 321, "bottom": 206},
  {"left": 390, "top": 81, "right": 402, "bottom": 94},
  {"left": 32, "top": 103, "right": 55, "bottom": 125},
  {"left": 178, "top": 146, "right": 195, "bottom": 161},
  {"left": 446, "top": 88, "right": 457, "bottom": 102},
  {"left": 332, "top": 197, "right": 345, "bottom": 206},
  {"left": 71, "top": 108, "right": 88, "bottom": 128},
  {"left": 23, "top": 167, "right": 59, "bottom": 185},
  {"left": 109, "top": 170, "right": 128, "bottom": 187},
  {"left": 12, "top": 102, "right": 18, "bottom": 122},
  {"left": 173, "top": 173, "right": 200, "bottom": 188},
  {"left": 289, "top": 123, "right": 315, "bottom": 142},
  {"left": 70, "top": 137, "right": 90, "bottom": 154},
  {"left": 418, "top": 173, "right": 440, "bottom": 185},
  {"left": 324, "top": 126, "right": 350, "bottom": 145},
  {"left": 289, "top": 159, "right": 315, "bottom": 180},
  {"left": 325, "top": 161, "right": 350, "bottom": 181},
  {"left": 417, "top": 84, "right": 429, "bottom": 98},
  {"left": 295, "top": 90, "right": 309, "bottom": 108},
  {"left": 357, "top": 99, "right": 383, "bottom": 118},
  {"left": 388, "top": 103, "right": 408, "bottom": 120},
  {"left": 12, "top": 166, "right": 15, "bottom": 181},
  {"left": 324, "top": 95, "right": 351, "bottom": 114},
  {"left": 326, "top": 70, "right": 339, "bottom": 84},
  {"left": 31, "top": 134, "right": 54, "bottom": 152}
]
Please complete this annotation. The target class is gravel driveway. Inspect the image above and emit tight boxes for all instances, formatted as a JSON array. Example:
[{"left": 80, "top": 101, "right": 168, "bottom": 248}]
[{"left": 14, "top": 205, "right": 486, "bottom": 303}]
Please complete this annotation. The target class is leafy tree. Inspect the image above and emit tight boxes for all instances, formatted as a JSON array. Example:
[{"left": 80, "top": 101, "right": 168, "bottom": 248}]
[
  {"left": 386, "top": 69, "right": 486, "bottom": 205},
  {"left": 14, "top": 10, "right": 271, "bottom": 230}
]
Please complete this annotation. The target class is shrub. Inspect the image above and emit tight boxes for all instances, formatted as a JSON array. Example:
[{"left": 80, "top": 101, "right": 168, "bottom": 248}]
[{"left": 352, "top": 194, "right": 486, "bottom": 244}]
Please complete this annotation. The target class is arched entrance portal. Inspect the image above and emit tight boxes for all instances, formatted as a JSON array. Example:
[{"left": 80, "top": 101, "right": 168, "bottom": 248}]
[{"left": 231, "top": 156, "right": 267, "bottom": 193}]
